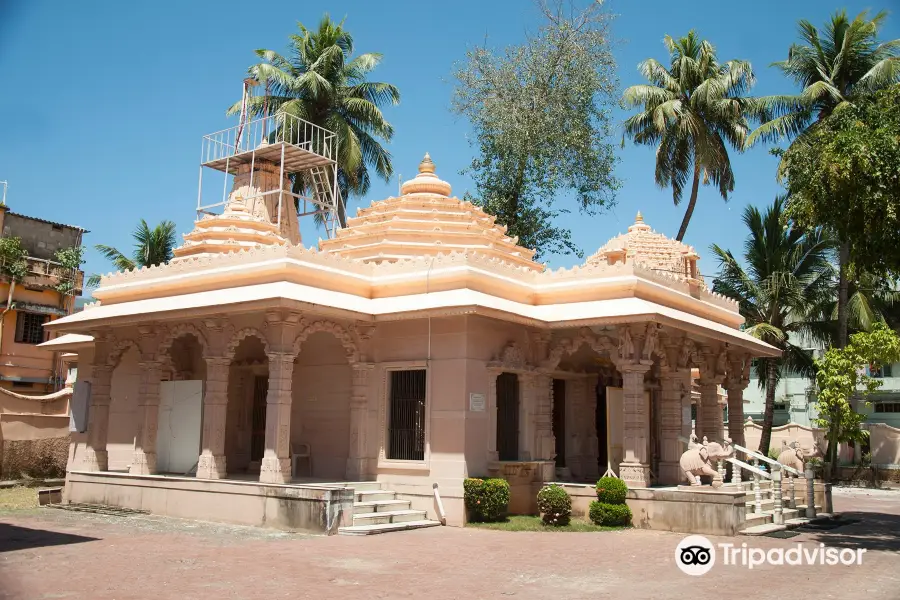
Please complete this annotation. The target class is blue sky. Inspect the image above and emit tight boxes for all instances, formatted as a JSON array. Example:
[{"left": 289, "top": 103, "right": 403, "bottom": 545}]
[{"left": 1, "top": 0, "right": 898, "bottom": 286}]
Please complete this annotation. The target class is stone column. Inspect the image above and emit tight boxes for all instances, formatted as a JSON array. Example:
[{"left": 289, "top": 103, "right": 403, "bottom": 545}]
[
  {"left": 697, "top": 346, "right": 726, "bottom": 442},
  {"left": 346, "top": 362, "right": 374, "bottom": 480},
  {"left": 129, "top": 360, "right": 162, "bottom": 475},
  {"left": 196, "top": 357, "right": 230, "bottom": 479},
  {"left": 618, "top": 364, "right": 652, "bottom": 487},
  {"left": 260, "top": 351, "right": 294, "bottom": 483},
  {"left": 725, "top": 352, "right": 751, "bottom": 447},
  {"left": 583, "top": 375, "right": 600, "bottom": 481},
  {"left": 80, "top": 364, "right": 113, "bottom": 471},
  {"left": 486, "top": 369, "right": 500, "bottom": 462},
  {"left": 658, "top": 367, "right": 691, "bottom": 485},
  {"left": 532, "top": 373, "right": 555, "bottom": 463}
]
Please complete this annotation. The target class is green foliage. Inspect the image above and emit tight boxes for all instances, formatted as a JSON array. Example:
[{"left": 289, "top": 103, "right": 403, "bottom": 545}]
[
  {"left": 780, "top": 85, "right": 900, "bottom": 276},
  {"left": 748, "top": 10, "right": 900, "bottom": 147},
  {"left": 536, "top": 484, "right": 572, "bottom": 526},
  {"left": 451, "top": 0, "right": 619, "bottom": 259},
  {"left": 88, "top": 219, "right": 177, "bottom": 287},
  {"left": 0, "top": 236, "right": 28, "bottom": 283},
  {"left": 589, "top": 501, "right": 631, "bottom": 527},
  {"left": 622, "top": 30, "right": 757, "bottom": 241},
  {"left": 813, "top": 322, "right": 900, "bottom": 473},
  {"left": 767, "top": 446, "right": 781, "bottom": 461},
  {"left": 464, "top": 477, "right": 510, "bottom": 522},
  {"left": 710, "top": 197, "right": 833, "bottom": 452},
  {"left": 53, "top": 246, "right": 84, "bottom": 297},
  {"left": 595, "top": 476, "right": 628, "bottom": 504},
  {"left": 230, "top": 14, "right": 399, "bottom": 227}
]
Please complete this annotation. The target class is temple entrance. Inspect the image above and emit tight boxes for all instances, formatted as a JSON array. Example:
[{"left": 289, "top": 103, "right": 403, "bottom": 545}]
[
  {"left": 250, "top": 375, "right": 267, "bottom": 463},
  {"left": 552, "top": 378, "right": 566, "bottom": 467},
  {"left": 496, "top": 372, "right": 519, "bottom": 461}
]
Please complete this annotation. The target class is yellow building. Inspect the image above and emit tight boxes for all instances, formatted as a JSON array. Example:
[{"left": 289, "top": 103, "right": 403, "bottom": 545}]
[{"left": 0, "top": 205, "right": 85, "bottom": 394}]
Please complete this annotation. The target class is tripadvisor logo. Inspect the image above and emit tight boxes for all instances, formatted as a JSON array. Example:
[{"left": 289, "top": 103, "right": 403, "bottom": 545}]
[{"left": 676, "top": 535, "right": 866, "bottom": 575}]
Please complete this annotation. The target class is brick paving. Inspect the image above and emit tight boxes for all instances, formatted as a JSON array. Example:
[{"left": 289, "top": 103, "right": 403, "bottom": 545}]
[{"left": 1, "top": 489, "right": 899, "bottom": 600}]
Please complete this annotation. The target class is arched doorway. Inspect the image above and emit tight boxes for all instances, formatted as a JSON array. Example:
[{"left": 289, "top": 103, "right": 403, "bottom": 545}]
[
  {"left": 224, "top": 333, "right": 269, "bottom": 475},
  {"left": 157, "top": 332, "right": 206, "bottom": 475}
]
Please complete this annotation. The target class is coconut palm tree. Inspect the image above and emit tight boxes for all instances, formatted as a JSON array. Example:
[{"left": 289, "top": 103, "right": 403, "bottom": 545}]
[
  {"left": 229, "top": 14, "right": 400, "bottom": 228},
  {"left": 622, "top": 31, "right": 757, "bottom": 241},
  {"left": 747, "top": 10, "right": 900, "bottom": 348},
  {"left": 806, "top": 269, "right": 900, "bottom": 339},
  {"left": 86, "top": 220, "right": 177, "bottom": 287},
  {"left": 711, "top": 197, "right": 834, "bottom": 454}
]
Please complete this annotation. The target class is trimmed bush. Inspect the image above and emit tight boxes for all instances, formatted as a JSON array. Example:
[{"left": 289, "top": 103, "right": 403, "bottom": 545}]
[
  {"left": 589, "top": 501, "right": 632, "bottom": 526},
  {"left": 464, "top": 477, "right": 510, "bottom": 522},
  {"left": 536, "top": 484, "right": 572, "bottom": 526},
  {"left": 595, "top": 476, "right": 628, "bottom": 504}
]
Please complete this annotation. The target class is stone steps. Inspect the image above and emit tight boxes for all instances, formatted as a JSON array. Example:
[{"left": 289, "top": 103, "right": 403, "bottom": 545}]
[
  {"left": 339, "top": 484, "right": 441, "bottom": 536},
  {"left": 738, "top": 505, "right": 823, "bottom": 535}
]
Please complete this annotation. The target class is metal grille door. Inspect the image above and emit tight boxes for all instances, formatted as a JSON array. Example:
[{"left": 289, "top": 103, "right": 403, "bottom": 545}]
[
  {"left": 250, "top": 375, "right": 268, "bottom": 462},
  {"left": 552, "top": 379, "right": 566, "bottom": 467},
  {"left": 496, "top": 372, "right": 519, "bottom": 461},
  {"left": 388, "top": 370, "right": 426, "bottom": 460}
]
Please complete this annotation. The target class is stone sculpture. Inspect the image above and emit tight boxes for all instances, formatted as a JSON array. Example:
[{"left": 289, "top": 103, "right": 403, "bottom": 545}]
[
  {"left": 777, "top": 441, "right": 805, "bottom": 471},
  {"left": 680, "top": 438, "right": 733, "bottom": 487}
]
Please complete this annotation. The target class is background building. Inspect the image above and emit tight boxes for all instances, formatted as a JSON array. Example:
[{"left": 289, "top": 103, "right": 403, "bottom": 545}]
[{"left": 0, "top": 204, "right": 85, "bottom": 394}]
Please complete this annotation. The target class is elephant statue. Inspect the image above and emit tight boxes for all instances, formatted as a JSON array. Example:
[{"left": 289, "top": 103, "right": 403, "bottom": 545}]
[
  {"left": 777, "top": 441, "right": 805, "bottom": 471},
  {"left": 680, "top": 438, "right": 734, "bottom": 487}
]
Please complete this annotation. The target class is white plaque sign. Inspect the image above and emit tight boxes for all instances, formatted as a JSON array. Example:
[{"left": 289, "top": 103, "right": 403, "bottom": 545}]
[{"left": 469, "top": 392, "right": 486, "bottom": 412}]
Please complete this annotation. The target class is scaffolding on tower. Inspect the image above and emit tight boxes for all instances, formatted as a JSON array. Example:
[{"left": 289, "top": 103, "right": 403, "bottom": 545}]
[{"left": 195, "top": 80, "right": 344, "bottom": 239}]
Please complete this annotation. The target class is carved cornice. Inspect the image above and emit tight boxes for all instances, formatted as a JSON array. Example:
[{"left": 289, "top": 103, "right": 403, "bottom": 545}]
[{"left": 487, "top": 341, "right": 533, "bottom": 373}]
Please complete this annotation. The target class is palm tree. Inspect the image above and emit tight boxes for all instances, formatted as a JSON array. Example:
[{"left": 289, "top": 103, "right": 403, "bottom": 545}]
[
  {"left": 622, "top": 31, "right": 757, "bottom": 241},
  {"left": 807, "top": 269, "right": 900, "bottom": 339},
  {"left": 711, "top": 197, "right": 834, "bottom": 455},
  {"left": 86, "top": 220, "right": 177, "bottom": 287},
  {"left": 230, "top": 15, "right": 400, "bottom": 227},
  {"left": 747, "top": 10, "right": 900, "bottom": 348}
]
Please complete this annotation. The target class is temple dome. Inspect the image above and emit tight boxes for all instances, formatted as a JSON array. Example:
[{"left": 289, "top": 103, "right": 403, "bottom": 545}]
[
  {"left": 586, "top": 212, "right": 705, "bottom": 287},
  {"left": 318, "top": 154, "right": 542, "bottom": 271}
]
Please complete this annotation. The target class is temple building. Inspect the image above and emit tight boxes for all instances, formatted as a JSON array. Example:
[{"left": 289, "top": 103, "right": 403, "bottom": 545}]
[{"left": 41, "top": 113, "right": 779, "bottom": 534}]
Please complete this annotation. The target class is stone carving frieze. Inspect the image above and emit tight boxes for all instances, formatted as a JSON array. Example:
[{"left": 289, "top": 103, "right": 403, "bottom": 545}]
[
  {"left": 543, "top": 329, "right": 617, "bottom": 370},
  {"left": 292, "top": 319, "right": 360, "bottom": 364}
]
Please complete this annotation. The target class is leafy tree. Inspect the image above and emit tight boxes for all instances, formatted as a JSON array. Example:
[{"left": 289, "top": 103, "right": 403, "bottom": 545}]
[
  {"left": 778, "top": 84, "right": 900, "bottom": 283},
  {"left": 87, "top": 220, "right": 177, "bottom": 287},
  {"left": 231, "top": 14, "right": 400, "bottom": 227},
  {"left": 622, "top": 30, "right": 757, "bottom": 241},
  {"left": 0, "top": 236, "right": 29, "bottom": 348},
  {"left": 53, "top": 245, "right": 85, "bottom": 312},
  {"left": 711, "top": 197, "right": 834, "bottom": 454},
  {"left": 813, "top": 322, "right": 900, "bottom": 478},
  {"left": 451, "top": 0, "right": 620, "bottom": 259},
  {"left": 748, "top": 10, "right": 900, "bottom": 347}
]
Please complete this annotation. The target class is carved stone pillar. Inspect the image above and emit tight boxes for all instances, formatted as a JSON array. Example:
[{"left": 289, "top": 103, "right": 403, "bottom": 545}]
[
  {"left": 486, "top": 369, "right": 500, "bottom": 462},
  {"left": 582, "top": 375, "right": 600, "bottom": 481},
  {"left": 658, "top": 367, "right": 691, "bottom": 484},
  {"left": 532, "top": 373, "right": 555, "bottom": 463},
  {"left": 619, "top": 365, "right": 652, "bottom": 486},
  {"left": 697, "top": 346, "right": 726, "bottom": 442},
  {"left": 196, "top": 357, "right": 230, "bottom": 479},
  {"left": 130, "top": 360, "right": 162, "bottom": 475},
  {"left": 81, "top": 364, "right": 113, "bottom": 471},
  {"left": 346, "top": 362, "right": 374, "bottom": 480},
  {"left": 260, "top": 352, "right": 294, "bottom": 483},
  {"left": 725, "top": 352, "right": 751, "bottom": 447}
]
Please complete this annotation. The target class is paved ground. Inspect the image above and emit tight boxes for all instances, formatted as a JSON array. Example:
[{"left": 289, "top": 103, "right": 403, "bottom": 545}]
[{"left": 1, "top": 488, "right": 899, "bottom": 600}]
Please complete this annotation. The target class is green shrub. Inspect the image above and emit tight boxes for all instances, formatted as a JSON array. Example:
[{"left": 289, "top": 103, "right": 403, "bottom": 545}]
[
  {"left": 595, "top": 476, "right": 628, "bottom": 504},
  {"left": 464, "top": 477, "right": 510, "bottom": 522},
  {"left": 768, "top": 446, "right": 782, "bottom": 460},
  {"left": 589, "top": 501, "right": 632, "bottom": 526},
  {"left": 536, "top": 484, "right": 572, "bottom": 526}
]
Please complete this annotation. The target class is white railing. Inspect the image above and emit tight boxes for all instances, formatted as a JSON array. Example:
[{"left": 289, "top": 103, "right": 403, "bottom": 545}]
[
  {"left": 201, "top": 113, "right": 336, "bottom": 167},
  {"left": 432, "top": 483, "right": 447, "bottom": 526},
  {"left": 729, "top": 441, "right": 816, "bottom": 520}
]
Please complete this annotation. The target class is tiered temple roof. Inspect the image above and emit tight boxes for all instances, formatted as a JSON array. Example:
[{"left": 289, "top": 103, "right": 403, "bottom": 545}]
[
  {"left": 585, "top": 212, "right": 705, "bottom": 289},
  {"left": 317, "top": 154, "right": 542, "bottom": 271}
]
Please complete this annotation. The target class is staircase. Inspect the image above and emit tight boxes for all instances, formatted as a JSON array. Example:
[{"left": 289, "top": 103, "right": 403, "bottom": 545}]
[
  {"left": 338, "top": 482, "right": 441, "bottom": 536},
  {"left": 724, "top": 479, "right": 828, "bottom": 535}
]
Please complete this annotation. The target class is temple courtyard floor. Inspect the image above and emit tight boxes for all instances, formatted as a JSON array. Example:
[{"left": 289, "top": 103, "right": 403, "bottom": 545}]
[{"left": 1, "top": 488, "right": 899, "bottom": 600}]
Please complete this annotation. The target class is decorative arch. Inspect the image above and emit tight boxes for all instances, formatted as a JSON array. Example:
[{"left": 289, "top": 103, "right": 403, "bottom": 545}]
[
  {"left": 544, "top": 330, "right": 617, "bottom": 371},
  {"left": 158, "top": 323, "right": 209, "bottom": 371},
  {"left": 225, "top": 327, "right": 270, "bottom": 361},
  {"left": 292, "top": 320, "right": 359, "bottom": 364},
  {"left": 106, "top": 338, "right": 140, "bottom": 368}
]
